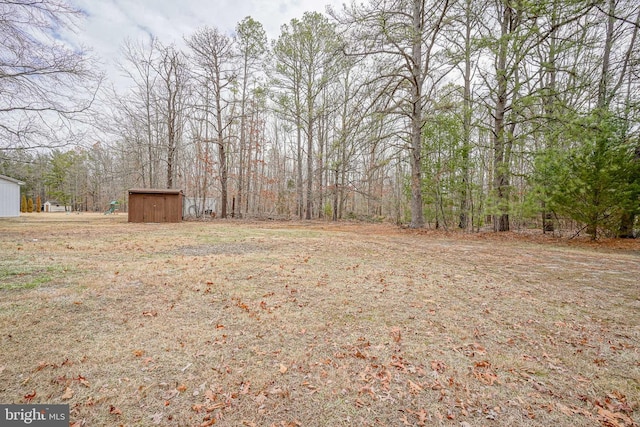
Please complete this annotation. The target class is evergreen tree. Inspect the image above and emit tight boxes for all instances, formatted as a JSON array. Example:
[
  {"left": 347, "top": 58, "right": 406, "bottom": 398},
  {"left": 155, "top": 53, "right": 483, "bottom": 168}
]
[{"left": 535, "top": 111, "right": 639, "bottom": 238}]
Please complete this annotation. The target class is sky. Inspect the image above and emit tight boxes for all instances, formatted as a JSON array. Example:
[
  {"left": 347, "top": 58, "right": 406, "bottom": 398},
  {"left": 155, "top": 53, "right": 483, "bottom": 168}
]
[{"left": 66, "top": 0, "right": 345, "bottom": 89}]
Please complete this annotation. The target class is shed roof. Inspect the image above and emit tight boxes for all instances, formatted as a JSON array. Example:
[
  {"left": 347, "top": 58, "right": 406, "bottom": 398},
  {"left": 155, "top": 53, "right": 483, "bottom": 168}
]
[
  {"left": 0, "top": 174, "right": 25, "bottom": 185},
  {"left": 128, "top": 188, "right": 183, "bottom": 195}
]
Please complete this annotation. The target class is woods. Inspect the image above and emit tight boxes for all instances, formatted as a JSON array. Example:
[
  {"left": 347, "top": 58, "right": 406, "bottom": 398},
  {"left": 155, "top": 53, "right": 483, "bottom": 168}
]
[{"left": 1, "top": 0, "right": 639, "bottom": 238}]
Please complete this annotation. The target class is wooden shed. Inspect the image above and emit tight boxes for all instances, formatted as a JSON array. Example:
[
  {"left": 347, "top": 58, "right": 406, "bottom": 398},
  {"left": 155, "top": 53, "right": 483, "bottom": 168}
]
[{"left": 128, "top": 189, "right": 183, "bottom": 223}]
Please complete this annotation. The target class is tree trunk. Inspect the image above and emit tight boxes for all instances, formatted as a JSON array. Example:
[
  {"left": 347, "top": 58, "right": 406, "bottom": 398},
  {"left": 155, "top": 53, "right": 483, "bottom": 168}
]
[
  {"left": 459, "top": 0, "right": 473, "bottom": 230},
  {"left": 217, "top": 92, "right": 228, "bottom": 218},
  {"left": 305, "top": 110, "right": 313, "bottom": 220},
  {"left": 296, "top": 116, "right": 304, "bottom": 219},
  {"left": 493, "top": 2, "right": 511, "bottom": 232},
  {"left": 409, "top": 0, "right": 425, "bottom": 228},
  {"left": 237, "top": 57, "right": 248, "bottom": 219}
]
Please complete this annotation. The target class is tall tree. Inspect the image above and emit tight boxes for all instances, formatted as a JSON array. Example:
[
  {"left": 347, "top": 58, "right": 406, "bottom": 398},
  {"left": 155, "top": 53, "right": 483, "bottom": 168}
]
[
  {"left": 119, "top": 38, "right": 161, "bottom": 188},
  {"left": 272, "top": 12, "right": 342, "bottom": 219},
  {"left": 532, "top": 0, "right": 640, "bottom": 238},
  {"left": 44, "top": 149, "right": 84, "bottom": 209},
  {"left": 187, "top": 26, "right": 237, "bottom": 218},
  {"left": 154, "top": 43, "right": 188, "bottom": 189},
  {"left": 446, "top": 0, "right": 483, "bottom": 229},
  {"left": 332, "top": 0, "right": 453, "bottom": 228},
  {"left": 236, "top": 17, "right": 267, "bottom": 218}
]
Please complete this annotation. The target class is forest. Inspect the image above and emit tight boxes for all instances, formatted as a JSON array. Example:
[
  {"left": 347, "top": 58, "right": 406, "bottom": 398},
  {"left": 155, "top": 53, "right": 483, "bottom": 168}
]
[{"left": 1, "top": 0, "right": 639, "bottom": 238}]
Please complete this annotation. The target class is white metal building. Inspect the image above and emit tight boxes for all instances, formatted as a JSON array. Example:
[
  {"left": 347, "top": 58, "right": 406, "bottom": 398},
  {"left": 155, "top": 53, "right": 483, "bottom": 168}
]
[
  {"left": 0, "top": 175, "right": 24, "bottom": 217},
  {"left": 43, "top": 201, "right": 69, "bottom": 213}
]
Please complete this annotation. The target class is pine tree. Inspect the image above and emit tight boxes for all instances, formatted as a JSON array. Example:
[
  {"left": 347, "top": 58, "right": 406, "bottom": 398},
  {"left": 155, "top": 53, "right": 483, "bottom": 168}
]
[{"left": 537, "top": 111, "right": 639, "bottom": 239}]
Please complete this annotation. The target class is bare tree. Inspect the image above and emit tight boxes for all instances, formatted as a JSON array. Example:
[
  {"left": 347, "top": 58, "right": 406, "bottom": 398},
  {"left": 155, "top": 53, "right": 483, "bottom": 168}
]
[
  {"left": 235, "top": 16, "right": 267, "bottom": 218},
  {"left": 0, "top": 0, "right": 101, "bottom": 151},
  {"left": 187, "top": 26, "right": 237, "bottom": 218},
  {"left": 119, "top": 38, "right": 161, "bottom": 188},
  {"left": 332, "top": 0, "right": 453, "bottom": 228},
  {"left": 153, "top": 43, "right": 188, "bottom": 189},
  {"left": 272, "top": 12, "right": 342, "bottom": 219}
]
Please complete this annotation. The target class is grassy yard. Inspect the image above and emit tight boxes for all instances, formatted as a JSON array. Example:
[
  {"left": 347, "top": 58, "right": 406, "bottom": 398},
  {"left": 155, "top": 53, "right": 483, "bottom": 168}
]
[{"left": 0, "top": 213, "right": 638, "bottom": 426}]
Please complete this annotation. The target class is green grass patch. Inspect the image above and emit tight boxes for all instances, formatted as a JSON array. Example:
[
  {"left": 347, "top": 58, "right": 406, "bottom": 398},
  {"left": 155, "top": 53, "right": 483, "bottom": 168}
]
[{"left": 0, "top": 263, "right": 72, "bottom": 290}]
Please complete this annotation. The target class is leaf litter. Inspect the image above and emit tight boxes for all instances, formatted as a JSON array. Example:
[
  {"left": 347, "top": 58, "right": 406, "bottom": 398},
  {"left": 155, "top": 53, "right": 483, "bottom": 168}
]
[{"left": 0, "top": 214, "right": 638, "bottom": 426}]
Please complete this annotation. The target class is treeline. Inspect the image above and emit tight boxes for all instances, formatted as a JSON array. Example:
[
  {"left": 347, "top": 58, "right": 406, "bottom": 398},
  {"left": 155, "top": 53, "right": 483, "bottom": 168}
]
[{"left": 1, "top": 0, "right": 639, "bottom": 238}]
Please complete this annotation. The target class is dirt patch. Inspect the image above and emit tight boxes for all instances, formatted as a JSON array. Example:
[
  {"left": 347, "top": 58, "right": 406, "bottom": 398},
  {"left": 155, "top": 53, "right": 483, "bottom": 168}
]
[
  {"left": 0, "top": 213, "right": 638, "bottom": 426},
  {"left": 171, "top": 243, "right": 266, "bottom": 257}
]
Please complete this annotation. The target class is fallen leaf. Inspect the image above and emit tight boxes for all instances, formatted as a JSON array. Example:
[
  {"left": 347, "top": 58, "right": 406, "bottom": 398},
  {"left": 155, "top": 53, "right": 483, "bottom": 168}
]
[
  {"left": 594, "top": 358, "right": 607, "bottom": 367},
  {"left": 408, "top": 380, "right": 424, "bottom": 394},
  {"left": 407, "top": 408, "right": 428, "bottom": 426},
  {"left": 177, "top": 384, "right": 187, "bottom": 392},
  {"left": 556, "top": 402, "right": 576, "bottom": 416},
  {"left": 61, "top": 387, "right": 74, "bottom": 400},
  {"left": 207, "top": 402, "right": 226, "bottom": 410},
  {"left": 430, "top": 360, "right": 447, "bottom": 373},
  {"left": 143, "top": 311, "right": 157, "bottom": 317},
  {"left": 35, "top": 361, "right": 51, "bottom": 371},
  {"left": 390, "top": 327, "right": 402, "bottom": 343},
  {"left": 109, "top": 406, "right": 122, "bottom": 415},
  {"left": 279, "top": 364, "right": 288, "bottom": 374},
  {"left": 133, "top": 350, "right": 145, "bottom": 357},
  {"left": 23, "top": 391, "right": 36, "bottom": 402},
  {"left": 597, "top": 406, "right": 634, "bottom": 426},
  {"left": 76, "top": 375, "right": 90, "bottom": 387}
]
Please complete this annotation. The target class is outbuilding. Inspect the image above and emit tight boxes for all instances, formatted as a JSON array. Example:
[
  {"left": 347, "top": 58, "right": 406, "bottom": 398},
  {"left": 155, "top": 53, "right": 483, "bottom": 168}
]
[
  {"left": 128, "top": 188, "right": 184, "bottom": 223},
  {"left": 0, "top": 175, "right": 24, "bottom": 217},
  {"left": 44, "top": 201, "right": 69, "bottom": 212}
]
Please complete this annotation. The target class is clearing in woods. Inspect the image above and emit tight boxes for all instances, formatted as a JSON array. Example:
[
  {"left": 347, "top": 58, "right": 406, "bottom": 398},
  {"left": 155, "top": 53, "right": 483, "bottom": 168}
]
[{"left": 0, "top": 213, "right": 638, "bottom": 426}]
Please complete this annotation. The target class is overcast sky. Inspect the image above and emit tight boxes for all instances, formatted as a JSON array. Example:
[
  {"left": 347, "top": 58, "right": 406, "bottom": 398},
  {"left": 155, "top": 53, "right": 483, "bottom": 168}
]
[{"left": 67, "top": 0, "right": 344, "bottom": 88}]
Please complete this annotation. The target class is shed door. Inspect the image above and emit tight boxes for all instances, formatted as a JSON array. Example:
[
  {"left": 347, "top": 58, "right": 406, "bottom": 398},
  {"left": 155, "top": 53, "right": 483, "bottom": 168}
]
[{"left": 143, "top": 195, "right": 166, "bottom": 223}]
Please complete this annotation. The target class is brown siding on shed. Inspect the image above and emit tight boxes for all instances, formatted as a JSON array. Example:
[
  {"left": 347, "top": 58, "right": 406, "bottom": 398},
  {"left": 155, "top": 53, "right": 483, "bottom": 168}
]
[{"left": 128, "top": 189, "right": 183, "bottom": 223}]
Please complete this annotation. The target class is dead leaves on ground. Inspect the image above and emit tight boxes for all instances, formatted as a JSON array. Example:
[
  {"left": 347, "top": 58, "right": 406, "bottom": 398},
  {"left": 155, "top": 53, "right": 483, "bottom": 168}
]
[
  {"left": 23, "top": 390, "right": 36, "bottom": 403},
  {"left": 13, "top": 329, "right": 637, "bottom": 427},
  {"left": 61, "top": 387, "right": 74, "bottom": 400},
  {"left": 554, "top": 392, "right": 637, "bottom": 427},
  {"left": 471, "top": 360, "right": 500, "bottom": 386}
]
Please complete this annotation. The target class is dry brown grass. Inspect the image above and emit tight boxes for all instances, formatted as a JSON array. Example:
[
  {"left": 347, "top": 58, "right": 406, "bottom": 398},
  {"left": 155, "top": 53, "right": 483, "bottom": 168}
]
[{"left": 0, "top": 213, "right": 638, "bottom": 427}]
